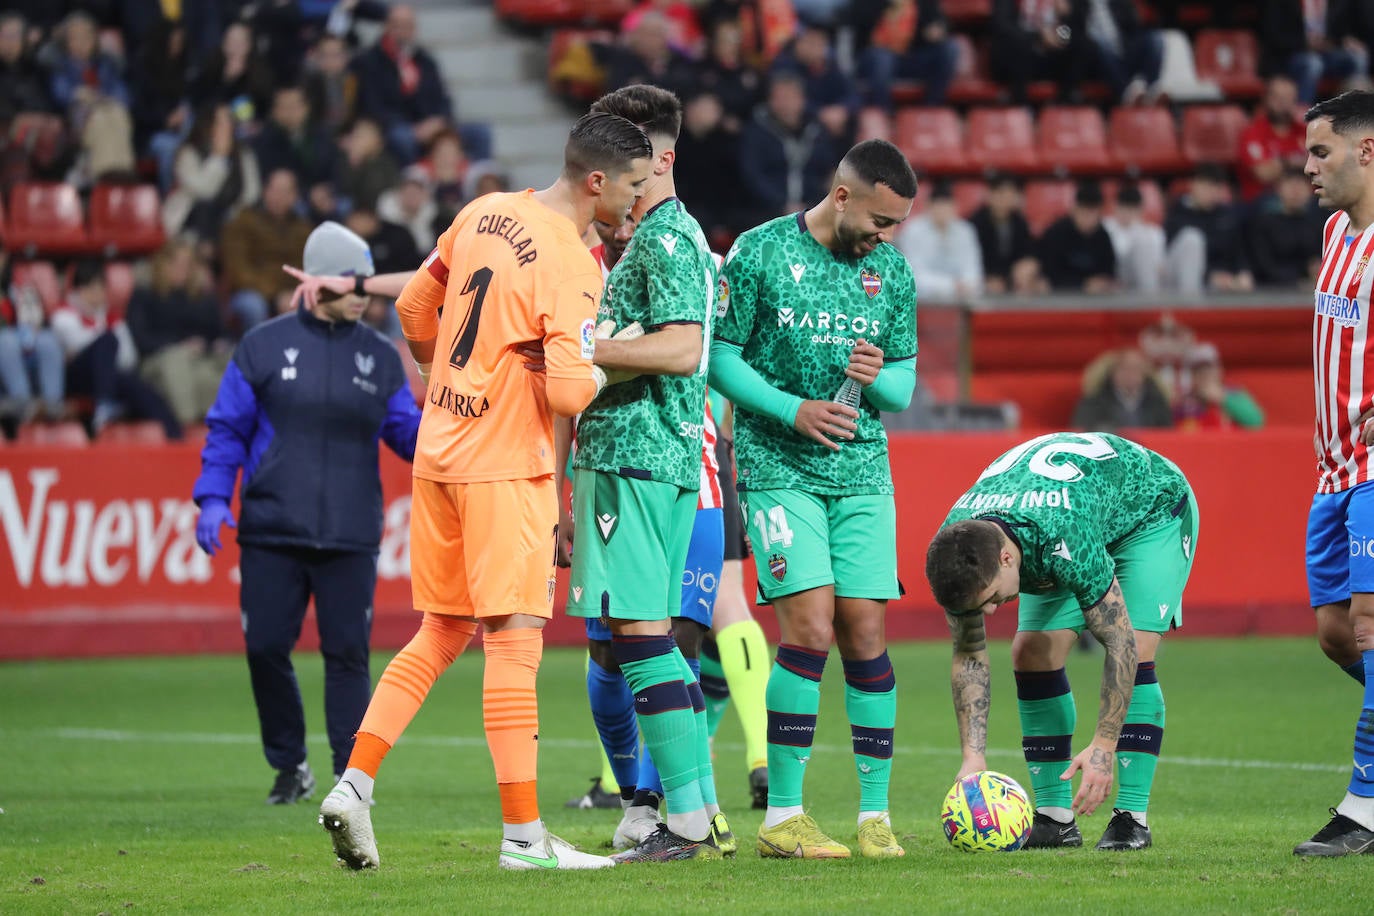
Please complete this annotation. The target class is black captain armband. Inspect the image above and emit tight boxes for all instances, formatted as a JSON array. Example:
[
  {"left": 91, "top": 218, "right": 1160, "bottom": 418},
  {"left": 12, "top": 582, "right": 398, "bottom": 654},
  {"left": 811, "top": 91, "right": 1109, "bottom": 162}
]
[{"left": 354, "top": 276, "right": 367, "bottom": 296}]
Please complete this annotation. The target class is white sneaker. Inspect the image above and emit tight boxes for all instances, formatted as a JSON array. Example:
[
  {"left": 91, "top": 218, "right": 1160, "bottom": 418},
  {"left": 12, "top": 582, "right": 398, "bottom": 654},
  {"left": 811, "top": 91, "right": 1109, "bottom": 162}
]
[
  {"left": 499, "top": 828, "right": 616, "bottom": 870},
  {"left": 613, "top": 804, "right": 663, "bottom": 851},
  {"left": 319, "top": 782, "right": 379, "bottom": 870}
]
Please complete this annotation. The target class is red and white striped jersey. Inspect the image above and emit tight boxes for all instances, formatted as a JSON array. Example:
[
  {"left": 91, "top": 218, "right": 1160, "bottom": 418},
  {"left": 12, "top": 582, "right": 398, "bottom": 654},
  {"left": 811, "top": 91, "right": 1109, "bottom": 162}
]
[
  {"left": 589, "top": 242, "right": 721, "bottom": 508},
  {"left": 1313, "top": 210, "right": 1374, "bottom": 493}
]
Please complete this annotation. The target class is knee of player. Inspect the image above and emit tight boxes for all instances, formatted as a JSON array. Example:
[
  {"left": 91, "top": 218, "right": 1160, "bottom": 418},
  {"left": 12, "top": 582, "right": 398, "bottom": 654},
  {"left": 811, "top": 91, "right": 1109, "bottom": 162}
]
[{"left": 588, "top": 638, "right": 619, "bottom": 673}]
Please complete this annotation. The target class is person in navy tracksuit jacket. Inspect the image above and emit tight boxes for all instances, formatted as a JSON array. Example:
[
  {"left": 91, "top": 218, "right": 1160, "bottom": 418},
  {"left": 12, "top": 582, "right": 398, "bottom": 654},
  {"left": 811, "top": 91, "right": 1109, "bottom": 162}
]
[{"left": 193, "top": 222, "right": 421, "bottom": 805}]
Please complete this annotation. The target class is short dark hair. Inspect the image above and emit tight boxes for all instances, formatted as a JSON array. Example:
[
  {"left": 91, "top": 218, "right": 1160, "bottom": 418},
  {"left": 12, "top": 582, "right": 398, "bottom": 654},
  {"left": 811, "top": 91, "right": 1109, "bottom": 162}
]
[
  {"left": 591, "top": 84, "right": 683, "bottom": 143},
  {"left": 563, "top": 111, "right": 653, "bottom": 179},
  {"left": 929, "top": 178, "right": 954, "bottom": 201},
  {"left": 1305, "top": 90, "right": 1374, "bottom": 137},
  {"left": 987, "top": 172, "right": 1022, "bottom": 193},
  {"left": 1193, "top": 162, "right": 1228, "bottom": 185},
  {"left": 70, "top": 259, "right": 104, "bottom": 290},
  {"left": 1075, "top": 179, "right": 1104, "bottom": 207},
  {"left": 840, "top": 139, "right": 918, "bottom": 199},
  {"left": 1116, "top": 182, "right": 1143, "bottom": 206},
  {"left": 925, "top": 520, "right": 1003, "bottom": 612}
]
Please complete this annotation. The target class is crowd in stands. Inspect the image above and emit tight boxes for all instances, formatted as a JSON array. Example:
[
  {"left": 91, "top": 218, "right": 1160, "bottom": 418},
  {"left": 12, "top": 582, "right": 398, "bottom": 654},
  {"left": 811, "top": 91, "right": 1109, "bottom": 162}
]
[{"left": 0, "top": 1, "right": 508, "bottom": 442}]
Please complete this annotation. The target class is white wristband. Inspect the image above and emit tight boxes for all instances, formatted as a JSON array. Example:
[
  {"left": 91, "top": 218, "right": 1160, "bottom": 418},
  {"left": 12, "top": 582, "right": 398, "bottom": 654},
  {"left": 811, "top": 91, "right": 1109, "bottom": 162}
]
[
  {"left": 591, "top": 365, "right": 607, "bottom": 397},
  {"left": 416, "top": 361, "right": 431, "bottom": 384}
]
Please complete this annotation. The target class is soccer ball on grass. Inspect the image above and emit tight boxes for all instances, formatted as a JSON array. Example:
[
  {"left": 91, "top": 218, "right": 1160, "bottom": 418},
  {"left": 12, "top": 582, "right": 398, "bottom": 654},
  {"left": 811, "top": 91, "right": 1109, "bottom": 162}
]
[{"left": 940, "top": 770, "right": 1033, "bottom": 852}]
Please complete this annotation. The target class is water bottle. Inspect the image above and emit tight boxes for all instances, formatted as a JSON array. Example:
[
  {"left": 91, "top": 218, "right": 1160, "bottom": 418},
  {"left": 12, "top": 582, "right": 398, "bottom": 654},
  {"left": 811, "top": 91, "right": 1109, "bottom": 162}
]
[{"left": 834, "top": 376, "right": 862, "bottom": 410}]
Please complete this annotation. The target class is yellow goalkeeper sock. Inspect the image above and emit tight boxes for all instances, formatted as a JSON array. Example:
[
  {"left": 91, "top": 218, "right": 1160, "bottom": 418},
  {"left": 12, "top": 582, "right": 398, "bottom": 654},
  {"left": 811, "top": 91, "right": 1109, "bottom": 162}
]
[{"left": 717, "top": 618, "right": 770, "bottom": 771}]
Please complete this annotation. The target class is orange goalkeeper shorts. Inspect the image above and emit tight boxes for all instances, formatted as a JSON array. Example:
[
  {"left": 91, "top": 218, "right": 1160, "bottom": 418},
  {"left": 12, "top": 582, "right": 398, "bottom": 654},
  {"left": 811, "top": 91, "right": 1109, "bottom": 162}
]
[{"left": 409, "top": 475, "right": 558, "bottom": 618}]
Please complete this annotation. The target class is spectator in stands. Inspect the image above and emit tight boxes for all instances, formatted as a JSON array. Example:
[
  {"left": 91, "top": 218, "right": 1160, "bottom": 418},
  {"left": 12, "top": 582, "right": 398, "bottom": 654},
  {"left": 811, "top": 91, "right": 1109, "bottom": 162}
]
[
  {"left": 699, "top": 0, "right": 798, "bottom": 68},
  {"left": 189, "top": 21, "right": 277, "bottom": 129},
  {"left": 0, "top": 12, "right": 54, "bottom": 125},
  {"left": 1072, "top": 347, "right": 1173, "bottom": 431},
  {"left": 1173, "top": 342, "right": 1265, "bottom": 430},
  {"left": 1038, "top": 179, "right": 1117, "bottom": 293},
  {"left": 126, "top": 239, "right": 231, "bottom": 427},
  {"left": 342, "top": 206, "right": 418, "bottom": 339},
  {"left": 1260, "top": 0, "right": 1370, "bottom": 105},
  {"left": 1137, "top": 312, "right": 1195, "bottom": 404},
  {"left": 0, "top": 270, "right": 64, "bottom": 426},
  {"left": 352, "top": 4, "right": 454, "bottom": 164},
  {"left": 131, "top": 16, "right": 191, "bottom": 193},
  {"left": 463, "top": 159, "right": 511, "bottom": 201},
  {"left": 675, "top": 90, "right": 749, "bottom": 238},
  {"left": 771, "top": 24, "right": 860, "bottom": 140},
  {"left": 46, "top": 10, "right": 135, "bottom": 182},
  {"left": 163, "top": 103, "right": 263, "bottom": 242},
  {"left": 990, "top": 0, "right": 1092, "bottom": 104},
  {"left": 378, "top": 165, "right": 440, "bottom": 253},
  {"left": 970, "top": 173, "right": 1045, "bottom": 294},
  {"left": 51, "top": 260, "right": 181, "bottom": 440},
  {"left": 254, "top": 85, "right": 340, "bottom": 219},
  {"left": 221, "top": 168, "right": 314, "bottom": 331},
  {"left": 621, "top": 0, "right": 706, "bottom": 56},
  {"left": 335, "top": 117, "right": 399, "bottom": 214},
  {"left": 690, "top": 19, "right": 762, "bottom": 132},
  {"left": 1248, "top": 164, "right": 1326, "bottom": 288},
  {"left": 1236, "top": 75, "right": 1308, "bottom": 204},
  {"left": 1165, "top": 163, "right": 1253, "bottom": 294},
  {"left": 1085, "top": 0, "right": 1164, "bottom": 103},
  {"left": 896, "top": 178, "right": 983, "bottom": 301},
  {"left": 421, "top": 130, "right": 470, "bottom": 236},
  {"left": 738, "top": 70, "right": 837, "bottom": 223},
  {"left": 1104, "top": 182, "right": 1165, "bottom": 293},
  {"left": 304, "top": 33, "right": 359, "bottom": 135},
  {"left": 601, "top": 10, "right": 698, "bottom": 99},
  {"left": 852, "top": 0, "right": 959, "bottom": 110}
]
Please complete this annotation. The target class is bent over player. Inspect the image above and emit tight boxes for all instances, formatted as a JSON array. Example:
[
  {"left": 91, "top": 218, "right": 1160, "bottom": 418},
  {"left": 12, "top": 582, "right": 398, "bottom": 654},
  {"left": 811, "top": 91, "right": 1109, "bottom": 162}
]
[
  {"left": 708, "top": 139, "right": 918, "bottom": 859},
  {"left": 316, "top": 111, "right": 653, "bottom": 871},
  {"left": 926, "top": 432, "right": 1199, "bottom": 852}
]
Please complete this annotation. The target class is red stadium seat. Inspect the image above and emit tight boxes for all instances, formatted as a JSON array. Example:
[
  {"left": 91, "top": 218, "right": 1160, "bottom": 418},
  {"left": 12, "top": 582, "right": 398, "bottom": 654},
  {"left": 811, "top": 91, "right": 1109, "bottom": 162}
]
[
  {"left": 1102, "top": 178, "right": 1166, "bottom": 225},
  {"left": 5, "top": 182, "right": 90, "bottom": 257},
  {"left": 580, "top": 0, "right": 635, "bottom": 27},
  {"left": 89, "top": 184, "right": 165, "bottom": 257},
  {"left": 95, "top": 420, "right": 168, "bottom": 446},
  {"left": 1181, "top": 104, "right": 1248, "bottom": 166},
  {"left": 1037, "top": 106, "right": 1113, "bottom": 175},
  {"left": 1022, "top": 179, "right": 1076, "bottom": 236},
  {"left": 1108, "top": 106, "right": 1186, "bottom": 173},
  {"left": 1194, "top": 29, "right": 1264, "bottom": 99},
  {"left": 9, "top": 260, "right": 64, "bottom": 315},
  {"left": 856, "top": 107, "right": 892, "bottom": 143},
  {"left": 952, "top": 179, "right": 987, "bottom": 218},
  {"left": 967, "top": 108, "right": 1040, "bottom": 174},
  {"left": 894, "top": 107, "right": 965, "bottom": 175},
  {"left": 942, "top": 0, "right": 992, "bottom": 23},
  {"left": 15, "top": 421, "right": 89, "bottom": 447},
  {"left": 945, "top": 34, "right": 1001, "bottom": 105},
  {"left": 103, "top": 261, "right": 135, "bottom": 322}
]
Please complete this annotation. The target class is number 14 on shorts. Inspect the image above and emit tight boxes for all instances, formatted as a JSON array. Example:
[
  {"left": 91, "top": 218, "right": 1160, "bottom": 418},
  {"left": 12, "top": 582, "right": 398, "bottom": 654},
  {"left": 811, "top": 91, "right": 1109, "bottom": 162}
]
[{"left": 751, "top": 505, "right": 795, "bottom": 551}]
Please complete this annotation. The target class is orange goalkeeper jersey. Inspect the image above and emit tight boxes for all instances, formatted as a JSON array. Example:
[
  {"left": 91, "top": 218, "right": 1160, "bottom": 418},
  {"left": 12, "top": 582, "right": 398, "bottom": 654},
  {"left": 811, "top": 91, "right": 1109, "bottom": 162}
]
[{"left": 397, "top": 189, "right": 602, "bottom": 484}]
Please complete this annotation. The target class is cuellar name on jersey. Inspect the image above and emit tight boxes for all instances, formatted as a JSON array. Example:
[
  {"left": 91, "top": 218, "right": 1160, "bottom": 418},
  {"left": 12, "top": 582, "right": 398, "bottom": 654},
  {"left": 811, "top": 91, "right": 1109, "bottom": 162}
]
[{"left": 954, "top": 487, "right": 1074, "bottom": 513}]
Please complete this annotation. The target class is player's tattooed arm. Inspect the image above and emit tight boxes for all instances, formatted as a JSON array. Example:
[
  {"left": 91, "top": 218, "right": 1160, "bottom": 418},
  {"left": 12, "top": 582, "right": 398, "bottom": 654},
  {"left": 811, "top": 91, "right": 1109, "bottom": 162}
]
[
  {"left": 947, "top": 609, "right": 991, "bottom": 777},
  {"left": 1080, "top": 578, "right": 1137, "bottom": 746}
]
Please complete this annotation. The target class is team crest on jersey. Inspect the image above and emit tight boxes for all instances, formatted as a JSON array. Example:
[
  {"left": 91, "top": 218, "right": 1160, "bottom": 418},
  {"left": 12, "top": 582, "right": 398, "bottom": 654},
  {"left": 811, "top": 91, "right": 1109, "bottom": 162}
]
[
  {"left": 768, "top": 553, "right": 787, "bottom": 581},
  {"left": 859, "top": 267, "right": 882, "bottom": 298},
  {"left": 1357, "top": 255, "right": 1371, "bottom": 285}
]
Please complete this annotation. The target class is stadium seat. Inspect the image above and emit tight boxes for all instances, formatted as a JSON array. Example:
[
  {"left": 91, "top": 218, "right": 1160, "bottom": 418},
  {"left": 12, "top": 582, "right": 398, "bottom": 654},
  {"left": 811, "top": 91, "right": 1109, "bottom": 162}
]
[
  {"left": 495, "top": 0, "right": 578, "bottom": 26},
  {"left": 1102, "top": 178, "right": 1166, "bottom": 225},
  {"left": 967, "top": 108, "right": 1040, "bottom": 174},
  {"left": 1181, "top": 104, "right": 1248, "bottom": 166},
  {"left": 89, "top": 184, "right": 165, "bottom": 257},
  {"left": 894, "top": 107, "right": 965, "bottom": 175},
  {"left": 580, "top": 0, "right": 635, "bottom": 27},
  {"left": 15, "top": 421, "right": 89, "bottom": 447},
  {"left": 103, "top": 261, "right": 135, "bottom": 322},
  {"left": 856, "top": 107, "right": 892, "bottom": 143},
  {"left": 95, "top": 420, "right": 168, "bottom": 445},
  {"left": 1194, "top": 29, "right": 1264, "bottom": 99},
  {"left": 1037, "top": 106, "right": 1113, "bottom": 175},
  {"left": 547, "top": 29, "right": 612, "bottom": 103},
  {"left": 942, "top": 0, "right": 992, "bottom": 23},
  {"left": 1108, "top": 107, "right": 1186, "bottom": 173},
  {"left": 1022, "top": 179, "right": 1076, "bottom": 235},
  {"left": 945, "top": 35, "right": 1001, "bottom": 105},
  {"left": 952, "top": 179, "right": 987, "bottom": 218},
  {"left": 9, "top": 260, "right": 63, "bottom": 315},
  {"left": 5, "top": 182, "right": 90, "bottom": 257}
]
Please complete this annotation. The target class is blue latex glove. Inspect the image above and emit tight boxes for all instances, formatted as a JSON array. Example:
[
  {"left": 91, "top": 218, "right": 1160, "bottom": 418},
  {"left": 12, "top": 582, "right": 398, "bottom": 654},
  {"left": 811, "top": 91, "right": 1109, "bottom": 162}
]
[{"left": 196, "top": 498, "right": 236, "bottom": 556}]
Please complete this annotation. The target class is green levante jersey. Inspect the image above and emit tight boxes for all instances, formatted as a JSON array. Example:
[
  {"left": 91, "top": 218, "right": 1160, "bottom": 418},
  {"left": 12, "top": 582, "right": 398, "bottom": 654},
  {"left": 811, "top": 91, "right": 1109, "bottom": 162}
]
[
  {"left": 574, "top": 198, "right": 716, "bottom": 492},
  {"left": 940, "top": 432, "right": 1193, "bottom": 609},
  {"left": 715, "top": 212, "right": 917, "bottom": 495}
]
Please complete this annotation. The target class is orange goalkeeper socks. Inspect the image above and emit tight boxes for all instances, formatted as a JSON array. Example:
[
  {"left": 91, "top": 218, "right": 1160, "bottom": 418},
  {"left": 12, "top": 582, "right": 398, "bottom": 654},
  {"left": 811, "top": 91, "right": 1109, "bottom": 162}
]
[
  {"left": 348, "top": 613, "right": 478, "bottom": 777},
  {"left": 483, "top": 627, "right": 544, "bottom": 824}
]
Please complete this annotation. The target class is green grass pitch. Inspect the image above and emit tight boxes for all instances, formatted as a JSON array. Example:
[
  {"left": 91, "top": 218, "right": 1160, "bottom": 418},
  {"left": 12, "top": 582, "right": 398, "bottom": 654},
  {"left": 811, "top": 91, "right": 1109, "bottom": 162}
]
[{"left": 3, "top": 636, "right": 1371, "bottom": 914}]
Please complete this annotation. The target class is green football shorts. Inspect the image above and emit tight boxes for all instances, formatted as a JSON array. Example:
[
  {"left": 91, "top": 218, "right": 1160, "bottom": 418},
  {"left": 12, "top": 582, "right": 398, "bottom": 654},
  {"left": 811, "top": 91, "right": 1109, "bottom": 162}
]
[
  {"left": 567, "top": 468, "right": 697, "bottom": 622},
  {"left": 1018, "top": 487, "right": 1200, "bottom": 634},
  {"left": 739, "top": 489, "right": 900, "bottom": 602}
]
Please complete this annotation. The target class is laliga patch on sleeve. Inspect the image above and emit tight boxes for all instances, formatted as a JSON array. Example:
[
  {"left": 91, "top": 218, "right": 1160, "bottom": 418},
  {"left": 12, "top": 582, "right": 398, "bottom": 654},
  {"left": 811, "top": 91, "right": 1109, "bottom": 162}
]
[{"left": 580, "top": 318, "right": 596, "bottom": 360}]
